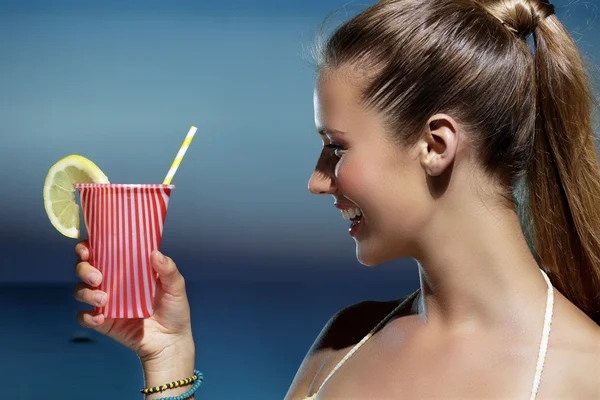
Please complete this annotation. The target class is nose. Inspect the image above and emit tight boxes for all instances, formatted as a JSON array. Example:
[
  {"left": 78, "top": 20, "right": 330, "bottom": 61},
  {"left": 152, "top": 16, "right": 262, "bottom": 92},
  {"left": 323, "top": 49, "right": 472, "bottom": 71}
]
[{"left": 308, "top": 169, "right": 336, "bottom": 195}]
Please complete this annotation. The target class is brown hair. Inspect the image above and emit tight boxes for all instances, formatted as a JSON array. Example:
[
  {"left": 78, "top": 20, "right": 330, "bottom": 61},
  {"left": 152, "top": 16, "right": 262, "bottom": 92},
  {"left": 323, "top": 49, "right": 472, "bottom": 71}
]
[{"left": 316, "top": 0, "right": 600, "bottom": 323}]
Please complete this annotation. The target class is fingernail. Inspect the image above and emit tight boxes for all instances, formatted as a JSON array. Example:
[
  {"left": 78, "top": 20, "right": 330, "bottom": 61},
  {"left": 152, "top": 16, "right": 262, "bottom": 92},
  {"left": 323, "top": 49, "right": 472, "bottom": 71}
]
[
  {"left": 157, "top": 251, "right": 165, "bottom": 264},
  {"left": 88, "top": 273, "right": 99, "bottom": 285},
  {"left": 92, "top": 315, "right": 101, "bottom": 323},
  {"left": 94, "top": 293, "right": 106, "bottom": 305}
]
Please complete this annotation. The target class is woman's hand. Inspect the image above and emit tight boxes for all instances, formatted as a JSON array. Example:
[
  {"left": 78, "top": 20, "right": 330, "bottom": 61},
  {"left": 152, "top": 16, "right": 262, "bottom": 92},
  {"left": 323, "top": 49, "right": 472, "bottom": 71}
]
[{"left": 72, "top": 241, "right": 195, "bottom": 368}]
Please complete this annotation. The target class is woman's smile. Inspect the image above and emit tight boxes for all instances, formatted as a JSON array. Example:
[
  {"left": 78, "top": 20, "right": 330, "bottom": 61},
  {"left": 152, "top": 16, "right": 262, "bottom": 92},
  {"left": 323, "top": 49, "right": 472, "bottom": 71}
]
[{"left": 335, "top": 201, "right": 364, "bottom": 236}]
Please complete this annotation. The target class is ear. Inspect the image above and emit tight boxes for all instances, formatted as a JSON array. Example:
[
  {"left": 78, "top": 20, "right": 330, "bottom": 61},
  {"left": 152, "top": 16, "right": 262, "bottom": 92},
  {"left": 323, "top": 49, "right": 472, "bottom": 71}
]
[{"left": 418, "top": 114, "right": 459, "bottom": 177}]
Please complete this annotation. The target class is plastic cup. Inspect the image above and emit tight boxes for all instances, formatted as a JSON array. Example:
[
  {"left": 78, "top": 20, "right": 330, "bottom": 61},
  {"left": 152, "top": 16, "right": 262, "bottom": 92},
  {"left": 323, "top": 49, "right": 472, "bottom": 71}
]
[{"left": 75, "top": 184, "right": 175, "bottom": 319}]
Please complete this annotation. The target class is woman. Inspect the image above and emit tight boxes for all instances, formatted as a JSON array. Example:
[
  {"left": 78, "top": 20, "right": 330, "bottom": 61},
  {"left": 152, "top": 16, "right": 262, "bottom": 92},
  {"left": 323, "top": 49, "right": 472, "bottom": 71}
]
[{"left": 73, "top": 0, "right": 600, "bottom": 398}]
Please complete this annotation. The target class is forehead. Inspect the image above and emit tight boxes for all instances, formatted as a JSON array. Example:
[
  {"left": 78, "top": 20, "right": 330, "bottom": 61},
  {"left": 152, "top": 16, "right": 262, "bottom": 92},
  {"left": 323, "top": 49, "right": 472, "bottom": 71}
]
[{"left": 313, "top": 69, "right": 366, "bottom": 129}]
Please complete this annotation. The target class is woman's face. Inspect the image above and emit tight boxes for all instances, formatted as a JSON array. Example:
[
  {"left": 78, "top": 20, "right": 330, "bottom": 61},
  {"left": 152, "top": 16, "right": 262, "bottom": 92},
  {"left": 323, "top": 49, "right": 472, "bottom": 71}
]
[{"left": 309, "top": 69, "right": 434, "bottom": 266}]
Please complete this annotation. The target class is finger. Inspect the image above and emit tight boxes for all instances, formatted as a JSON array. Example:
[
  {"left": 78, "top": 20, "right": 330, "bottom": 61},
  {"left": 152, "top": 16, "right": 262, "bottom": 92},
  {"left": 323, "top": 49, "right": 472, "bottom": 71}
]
[
  {"left": 74, "top": 261, "right": 102, "bottom": 287},
  {"left": 74, "top": 240, "right": 90, "bottom": 261},
  {"left": 77, "top": 310, "right": 114, "bottom": 336},
  {"left": 73, "top": 282, "right": 108, "bottom": 307},
  {"left": 151, "top": 250, "right": 186, "bottom": 297}
]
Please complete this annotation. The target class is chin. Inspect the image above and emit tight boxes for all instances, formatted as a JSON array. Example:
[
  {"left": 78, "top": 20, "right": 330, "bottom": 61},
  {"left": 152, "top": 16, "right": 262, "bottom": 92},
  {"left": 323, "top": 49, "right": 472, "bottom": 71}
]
[
  {"left": 355, "top": 243, "right": 390, "bottom": 267},
  {"left": 355, "top": 238, "right": 408, "bottom": 266}
]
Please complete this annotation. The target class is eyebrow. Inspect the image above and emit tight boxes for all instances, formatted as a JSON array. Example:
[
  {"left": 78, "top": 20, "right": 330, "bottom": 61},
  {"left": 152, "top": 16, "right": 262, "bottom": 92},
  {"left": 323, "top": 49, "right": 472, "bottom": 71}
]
[{"left": 317, "top": 127, "right": 346, "bottom": 136}]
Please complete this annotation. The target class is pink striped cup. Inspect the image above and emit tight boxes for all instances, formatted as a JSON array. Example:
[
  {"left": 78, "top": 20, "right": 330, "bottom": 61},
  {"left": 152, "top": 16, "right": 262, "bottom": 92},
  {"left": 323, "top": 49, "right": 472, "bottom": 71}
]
[{"left": 75, "top": 183, "right": 175, "bottom": 319}]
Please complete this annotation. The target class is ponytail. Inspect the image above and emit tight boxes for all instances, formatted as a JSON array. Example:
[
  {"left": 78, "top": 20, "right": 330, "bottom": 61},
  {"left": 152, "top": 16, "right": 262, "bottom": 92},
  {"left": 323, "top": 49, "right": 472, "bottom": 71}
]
[{"left": 526, "top": 5, "right": 600, "bottom": 323}]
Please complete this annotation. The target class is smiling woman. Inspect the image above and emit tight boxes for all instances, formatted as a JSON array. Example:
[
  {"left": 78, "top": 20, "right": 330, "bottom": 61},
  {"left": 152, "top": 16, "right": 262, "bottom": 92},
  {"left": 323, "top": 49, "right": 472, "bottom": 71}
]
[{"left": 70, "top": 0, "right": 599, "bottom": 399}]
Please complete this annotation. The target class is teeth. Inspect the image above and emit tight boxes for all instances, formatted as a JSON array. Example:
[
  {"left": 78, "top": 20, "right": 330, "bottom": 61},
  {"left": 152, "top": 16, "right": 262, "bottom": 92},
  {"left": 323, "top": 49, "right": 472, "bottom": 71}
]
[{"left": 340, "top": 207, "right": 362, "bottom": 220}]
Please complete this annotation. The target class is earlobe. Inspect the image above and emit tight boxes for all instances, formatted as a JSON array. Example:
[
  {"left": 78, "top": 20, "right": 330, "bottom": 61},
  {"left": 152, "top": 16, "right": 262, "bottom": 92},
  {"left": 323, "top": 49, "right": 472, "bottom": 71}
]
[{"left": 420, "top": 114, "right": 459, "bottom": 177}]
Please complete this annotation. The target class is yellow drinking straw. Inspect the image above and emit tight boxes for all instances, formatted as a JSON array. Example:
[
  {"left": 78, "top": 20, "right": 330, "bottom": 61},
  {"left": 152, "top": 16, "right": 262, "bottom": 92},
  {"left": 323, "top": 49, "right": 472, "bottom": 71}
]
[{"left": 163, "top": 125, "right": 198, "bottom": 185}]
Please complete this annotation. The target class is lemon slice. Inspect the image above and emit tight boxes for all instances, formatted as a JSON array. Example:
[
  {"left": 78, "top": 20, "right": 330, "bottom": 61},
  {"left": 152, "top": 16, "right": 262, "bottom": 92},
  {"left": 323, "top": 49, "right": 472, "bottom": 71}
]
[{"left": 43, "top": 154, "right": 109, "bottom": 238}]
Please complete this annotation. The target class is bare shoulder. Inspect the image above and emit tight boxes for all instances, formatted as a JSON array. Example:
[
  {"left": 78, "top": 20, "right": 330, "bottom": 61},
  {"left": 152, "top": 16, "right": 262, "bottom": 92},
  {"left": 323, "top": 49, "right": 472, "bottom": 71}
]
[
  {"left": 547, "top": 296, "right": 600, "bottom": 398},
  {"left": 565, "top": 318, "right": 600, "bottom": 398},
  {"left": 283, "top": 296, "right": 414, "bottom": 400}
]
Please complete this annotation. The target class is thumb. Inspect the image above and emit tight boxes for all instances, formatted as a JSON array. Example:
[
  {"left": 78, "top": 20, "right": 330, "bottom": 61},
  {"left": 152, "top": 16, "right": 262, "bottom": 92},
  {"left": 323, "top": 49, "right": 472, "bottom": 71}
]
[{"left": 151, "top": 250, "right": 186, "bottom": 297}]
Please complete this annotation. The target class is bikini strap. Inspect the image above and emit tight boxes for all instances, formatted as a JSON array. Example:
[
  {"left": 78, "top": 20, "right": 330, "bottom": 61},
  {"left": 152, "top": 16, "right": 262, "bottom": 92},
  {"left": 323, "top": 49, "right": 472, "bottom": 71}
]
[{"left": 309, "top": 290, "right": 420, "bottom": 397}]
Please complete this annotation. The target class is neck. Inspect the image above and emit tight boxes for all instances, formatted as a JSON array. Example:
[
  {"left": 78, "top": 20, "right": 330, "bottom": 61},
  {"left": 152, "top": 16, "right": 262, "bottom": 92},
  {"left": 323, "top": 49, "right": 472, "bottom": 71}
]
[{"left": 413, "top": 196, "right": 550, "bottom": 333}]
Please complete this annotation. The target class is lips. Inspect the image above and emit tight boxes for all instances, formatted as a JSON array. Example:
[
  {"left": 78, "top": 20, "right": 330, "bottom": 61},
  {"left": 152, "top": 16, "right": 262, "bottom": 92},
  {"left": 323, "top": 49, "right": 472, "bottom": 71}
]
[{"left": 349, "top": 215, "right": 362, "bottom": 236}]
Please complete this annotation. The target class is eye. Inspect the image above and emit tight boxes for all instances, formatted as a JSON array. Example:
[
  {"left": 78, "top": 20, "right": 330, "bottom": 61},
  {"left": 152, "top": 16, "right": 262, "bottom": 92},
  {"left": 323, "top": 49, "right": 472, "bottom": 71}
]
[{"left": 324, "top": 143, "right": 345, "bottom": 158}]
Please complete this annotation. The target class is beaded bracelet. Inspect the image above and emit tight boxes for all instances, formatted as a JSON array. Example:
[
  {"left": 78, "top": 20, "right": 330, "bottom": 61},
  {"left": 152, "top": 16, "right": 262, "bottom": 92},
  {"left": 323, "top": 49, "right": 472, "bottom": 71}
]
[
  {"left": 153, "top": 371, "right": 204, "bottom": 400},
  {"left": 141, "top": 369, "right": 203, "bottom": 398}
]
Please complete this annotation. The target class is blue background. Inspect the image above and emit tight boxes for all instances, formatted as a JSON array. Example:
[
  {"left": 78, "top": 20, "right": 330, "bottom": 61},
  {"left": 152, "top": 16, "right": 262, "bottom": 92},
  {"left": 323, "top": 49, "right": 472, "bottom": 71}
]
[{"left": 0, "top": 0, "right": 598, "bottom": 398}]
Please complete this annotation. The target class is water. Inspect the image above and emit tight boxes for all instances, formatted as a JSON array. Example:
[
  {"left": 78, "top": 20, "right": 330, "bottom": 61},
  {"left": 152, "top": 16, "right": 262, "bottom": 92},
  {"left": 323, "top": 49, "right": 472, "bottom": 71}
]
[{"left": 0, "top": 277, "right": 417, "bottom": 399}]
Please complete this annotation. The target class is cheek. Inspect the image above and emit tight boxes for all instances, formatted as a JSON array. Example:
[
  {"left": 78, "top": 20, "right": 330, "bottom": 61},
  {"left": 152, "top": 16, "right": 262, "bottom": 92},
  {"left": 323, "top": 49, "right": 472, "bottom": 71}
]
[
  {"left": 335, "top": 159, "right": 358, "bottom": 194},
  {"left": 337, "top": 152, "right": 428, "bottom": 223},
  {"left": 335, "top": 154, "right": 383, "bottom": 202}
]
